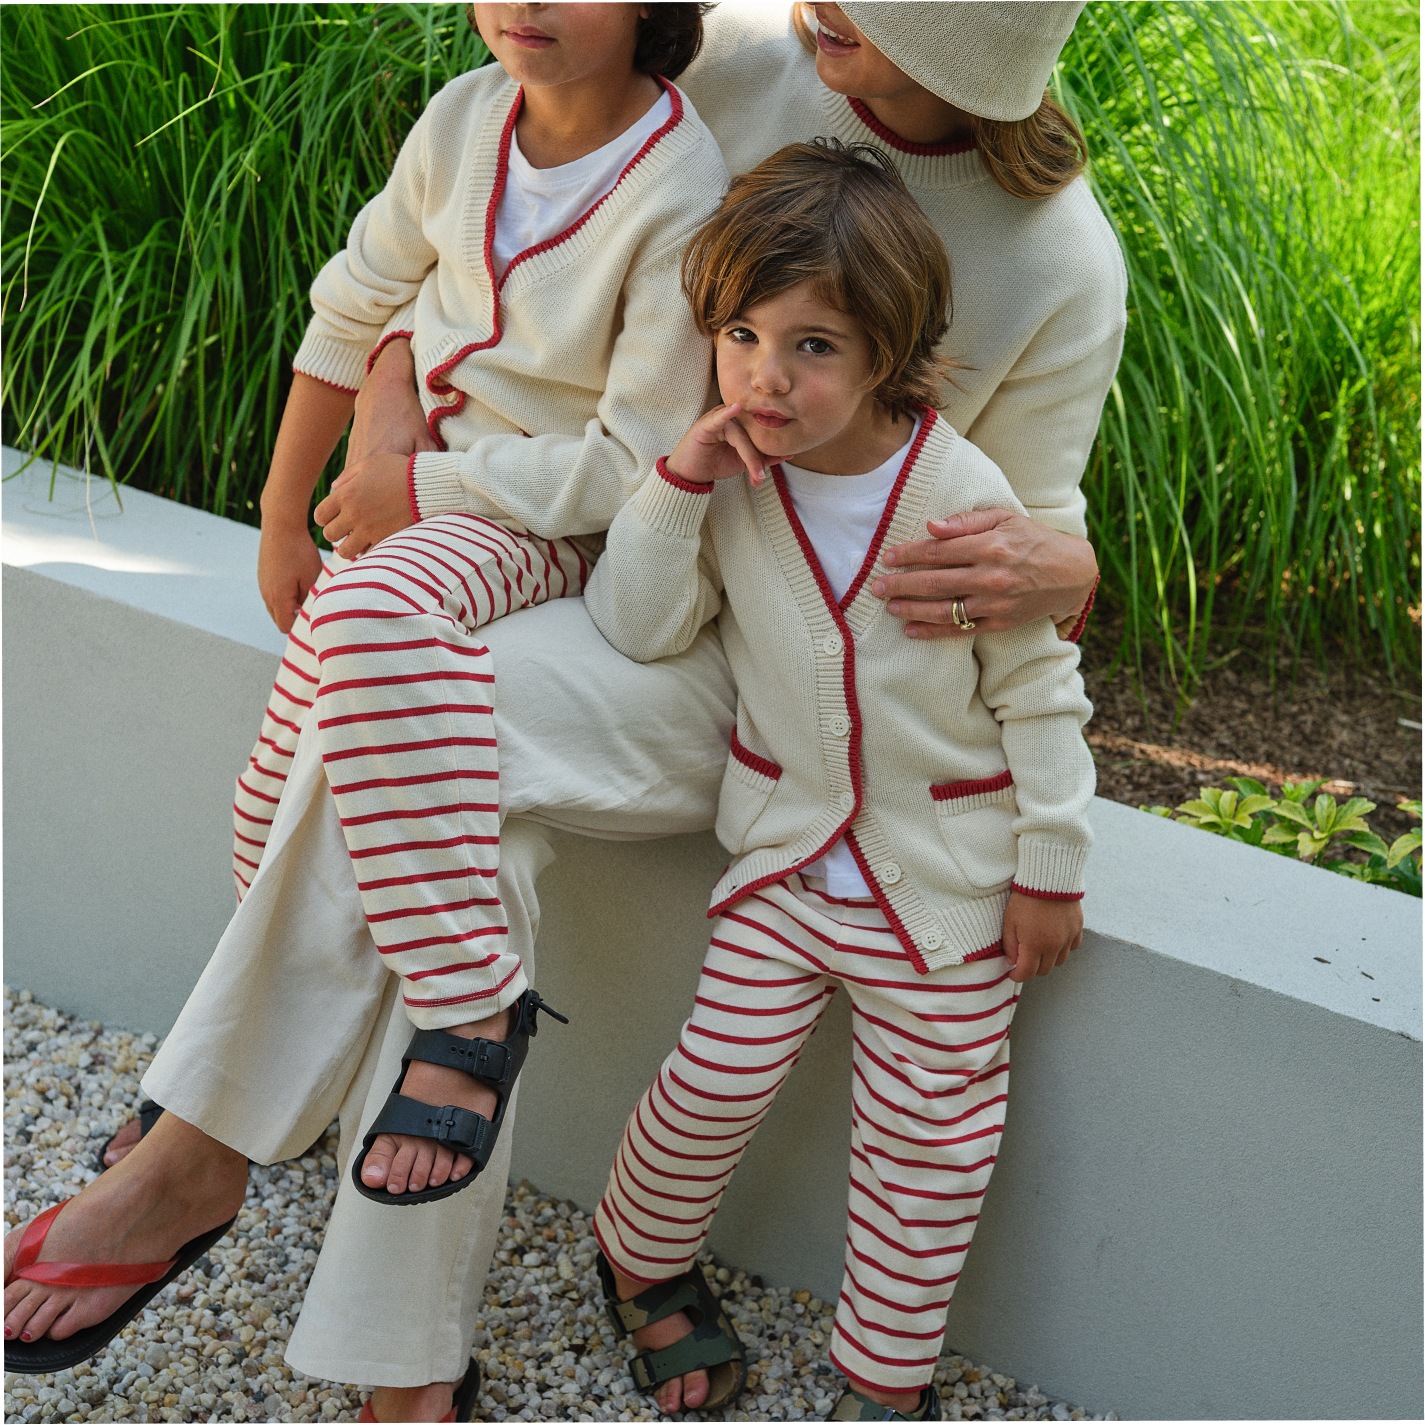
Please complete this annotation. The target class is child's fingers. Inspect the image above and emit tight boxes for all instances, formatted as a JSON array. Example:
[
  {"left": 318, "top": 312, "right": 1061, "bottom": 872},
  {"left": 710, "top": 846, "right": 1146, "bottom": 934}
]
[{"left": 721, "top": 416, "right": 768, "bottom": 487}]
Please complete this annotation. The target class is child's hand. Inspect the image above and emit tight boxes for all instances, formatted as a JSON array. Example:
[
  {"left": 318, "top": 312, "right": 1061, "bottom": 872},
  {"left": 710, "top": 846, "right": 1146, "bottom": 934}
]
[
  {"left": 258, "top": 521, "right": 325, "bottom": 634},
  {"left": 314, "top": 452, "right": 415, "bottom": 560},
  {"left": 667, "top": 403, "right": 770, "bottom": 488},
  {"left": 1002, "top": 890, "right": 1083, "bottom": 983}
]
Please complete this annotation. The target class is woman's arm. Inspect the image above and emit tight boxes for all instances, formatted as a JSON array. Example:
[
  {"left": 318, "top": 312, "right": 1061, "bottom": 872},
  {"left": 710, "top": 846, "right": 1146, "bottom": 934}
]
[{"left": 879, "top": 292, "right": 1125, "bottom": 640}]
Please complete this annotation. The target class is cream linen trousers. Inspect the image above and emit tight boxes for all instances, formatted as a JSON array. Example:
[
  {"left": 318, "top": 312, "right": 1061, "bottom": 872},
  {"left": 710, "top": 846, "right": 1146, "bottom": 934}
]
[{"left": 142, "top": 592, "right": 736, "bottom": 1387}]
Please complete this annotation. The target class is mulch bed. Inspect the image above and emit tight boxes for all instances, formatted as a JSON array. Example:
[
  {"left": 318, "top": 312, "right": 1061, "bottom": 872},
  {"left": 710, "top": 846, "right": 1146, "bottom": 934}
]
[{"left": 1077, "top": 615, "right": 1422, "bottom": 845}]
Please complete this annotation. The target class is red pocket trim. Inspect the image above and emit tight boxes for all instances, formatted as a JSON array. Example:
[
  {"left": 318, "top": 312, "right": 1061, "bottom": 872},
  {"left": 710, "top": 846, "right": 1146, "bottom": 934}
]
[
  {"left": 730, "top": 730, "right": 782, "bottom": 782},
  {"left": 930, "top": 769, "right": 1013, "bottom": 803}
]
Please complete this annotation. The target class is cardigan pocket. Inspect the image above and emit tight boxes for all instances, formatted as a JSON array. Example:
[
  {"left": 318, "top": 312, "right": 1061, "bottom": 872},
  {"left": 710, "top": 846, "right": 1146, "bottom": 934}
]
[
  {"left": 931, "top": 771, "right": 1018, "bottom": 891},
  {"left": 716, "top": 728, "right": 782, "bottom": 855}
]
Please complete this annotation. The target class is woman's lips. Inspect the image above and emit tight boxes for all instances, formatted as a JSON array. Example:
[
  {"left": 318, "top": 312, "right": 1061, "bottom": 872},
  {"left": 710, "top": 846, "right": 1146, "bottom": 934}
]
[
  {"left": 752, "top": 409, "right": 792, "bottom": 429},
  {"left": 816, "top": 23, "right": 860, "bottom": 56},
  {"left": 505, "top": 28, "right": 555, "bottom": 49}
]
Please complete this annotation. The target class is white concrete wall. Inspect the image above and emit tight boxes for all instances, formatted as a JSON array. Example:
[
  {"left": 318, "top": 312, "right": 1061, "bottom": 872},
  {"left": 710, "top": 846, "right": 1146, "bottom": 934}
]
[{"left": 4, "top": 450, "right": 1421, "bottom": 1419}]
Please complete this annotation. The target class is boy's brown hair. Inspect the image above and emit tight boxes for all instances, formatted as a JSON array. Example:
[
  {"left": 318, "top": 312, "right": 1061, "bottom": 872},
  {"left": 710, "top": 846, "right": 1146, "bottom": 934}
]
[{"left": 682, "top": 140, "right": 953, "bottom": 420}]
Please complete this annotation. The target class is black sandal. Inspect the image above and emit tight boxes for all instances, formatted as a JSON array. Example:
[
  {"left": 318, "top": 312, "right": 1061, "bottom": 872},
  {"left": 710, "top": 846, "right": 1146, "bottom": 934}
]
[
  {"left": 596, "top": 1250, "right": 747, "bottom": 1410},
  {"left": 351, "top": 988, "right": 565, "bottom": 1206},
  {"left": 828, "top": 1382, "right": 941, "bottom": 1421},
  {"left": 95, "top": 1097, "right": 165, "bottom": 1172}
]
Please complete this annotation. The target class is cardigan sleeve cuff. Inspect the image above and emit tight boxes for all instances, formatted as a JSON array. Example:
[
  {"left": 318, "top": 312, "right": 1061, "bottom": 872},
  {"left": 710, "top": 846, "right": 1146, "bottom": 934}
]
[
  {"left": 409, "top": 451, "right": 469, "bottom": 520},
  {"left": 1013, "top": 837, "right": 1089, "bottom": 899},
  {"left": 292, "top": 329, "right": 370, "bottom": 395},
  {"left": 628, "top": 457, "right": 715, "bottom": 541},
  {"left": 1055, "top": 575, "right": 1099, "bottom": 644}
]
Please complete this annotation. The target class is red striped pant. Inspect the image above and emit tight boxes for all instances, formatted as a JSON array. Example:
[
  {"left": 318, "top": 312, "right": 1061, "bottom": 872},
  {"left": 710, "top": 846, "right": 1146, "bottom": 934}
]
[
  {"left": 232, "top": 514, "right": 588, "bottom": 1023},
  {"left": 593, "top": 874, "right": 1020, "bottom": 1394}
]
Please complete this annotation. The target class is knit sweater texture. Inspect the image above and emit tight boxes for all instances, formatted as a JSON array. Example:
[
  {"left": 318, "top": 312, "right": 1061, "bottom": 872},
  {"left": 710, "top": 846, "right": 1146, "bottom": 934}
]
[
  {"left": 293, "top": 67, "right": 727, "bottom": 544},
  {"left": 678, "top": 0, "right": 1127, "bottom": 542},
  {"left": 585, "top": 412, "right": 1096, "bottom": 973}
]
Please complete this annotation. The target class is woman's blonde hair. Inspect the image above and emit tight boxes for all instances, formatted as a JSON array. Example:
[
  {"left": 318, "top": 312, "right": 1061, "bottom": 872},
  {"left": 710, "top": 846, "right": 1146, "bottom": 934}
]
[
  {"left": 791, "top": 2, "right": 1087, "bottom": 200},
  {"left": 682, "top": 141, "right": 952, "bottom": 420}
]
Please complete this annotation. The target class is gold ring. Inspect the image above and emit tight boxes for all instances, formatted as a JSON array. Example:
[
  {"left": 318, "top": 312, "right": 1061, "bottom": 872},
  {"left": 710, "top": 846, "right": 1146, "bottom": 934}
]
[{"left": 951, "top": 598, "right": 976, "bottom": 631}]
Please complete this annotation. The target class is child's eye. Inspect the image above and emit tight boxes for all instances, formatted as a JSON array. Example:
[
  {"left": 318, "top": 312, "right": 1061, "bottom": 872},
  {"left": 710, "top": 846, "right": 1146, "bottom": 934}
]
[
  {"left": 725, "top": 326, "right": 756, "bottom": 344},
  {"left": 801, "top": 337, "right": 833, "bottom": 355}
]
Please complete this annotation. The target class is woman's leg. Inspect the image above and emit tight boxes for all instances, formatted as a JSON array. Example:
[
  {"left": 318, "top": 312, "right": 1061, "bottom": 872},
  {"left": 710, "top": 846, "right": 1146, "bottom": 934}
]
[
  {"left": 829, "top": 902, "right": 1021, "bottom": 1403},
  {"left": 593, "top": 878, "right": 840, "bottom": 1410}
]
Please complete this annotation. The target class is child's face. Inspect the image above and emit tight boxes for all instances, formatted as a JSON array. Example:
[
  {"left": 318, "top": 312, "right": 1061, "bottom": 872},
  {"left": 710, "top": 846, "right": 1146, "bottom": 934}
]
[
  {"left": 473, "top": 4, "right": 644, "bottom": 89},
  {"left": 714, "top": 281, "right": 886, "bottom": 475}
]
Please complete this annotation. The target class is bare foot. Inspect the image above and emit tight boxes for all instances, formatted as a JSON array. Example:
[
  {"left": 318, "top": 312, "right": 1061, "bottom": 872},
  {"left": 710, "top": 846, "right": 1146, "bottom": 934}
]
[
  {"left": 367, "top": 1373, "right": 463, "bottom": 1422},
  {"left": 101, "top": 1116, "right": 144, "bottom": 1167},
  {"left": 4, "top": 1112, "right": 246, "bottom": 1345},
  {"left": 610, "top": 1263, "right": 709, "bottom": 1414},
  {"left": 360, "top": 1006, "right": 511, "bottom": 1195},
  {"left": 854, "top": 1382, "right": 927, "bottom": 1415}
]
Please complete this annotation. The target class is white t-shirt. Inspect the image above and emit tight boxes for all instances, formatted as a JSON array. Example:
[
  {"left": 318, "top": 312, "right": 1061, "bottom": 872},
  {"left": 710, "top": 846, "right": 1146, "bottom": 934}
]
[
  {"left": 492, "top": 90, "right": 674, "bottom": 279},
  {"left": 780, "top": 421, "right": 919, "bottom": 898}
]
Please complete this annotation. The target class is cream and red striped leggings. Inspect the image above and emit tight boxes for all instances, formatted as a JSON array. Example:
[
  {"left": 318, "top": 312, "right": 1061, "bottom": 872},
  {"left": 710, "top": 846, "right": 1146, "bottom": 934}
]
[
  {"left": 593, "top": 874, "right": 1019, "bottom": 1395},
  {"left": 232, "top": 514, "right": 587, "bottom": 1023}
]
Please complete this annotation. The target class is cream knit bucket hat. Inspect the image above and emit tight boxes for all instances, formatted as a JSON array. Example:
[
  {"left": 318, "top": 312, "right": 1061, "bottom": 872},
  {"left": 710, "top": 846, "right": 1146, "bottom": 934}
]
[{"left": 838, "top": 2, "right": 1085, "bottom": 123}]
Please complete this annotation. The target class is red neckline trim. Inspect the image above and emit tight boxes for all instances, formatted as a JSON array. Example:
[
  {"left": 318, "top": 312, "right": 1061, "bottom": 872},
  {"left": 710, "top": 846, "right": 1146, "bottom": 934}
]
[
  {"left": 499, "top": 77, "right": 684, "bottom": 292},
  {"left": 847, "top": 97, "right": 977, "bottom": 157},
  {"left": 421, "top": 78, "right": 686, "bottom": 453},
  {"left": 707, "top": 418, "right": 938, "bottom": 951}
]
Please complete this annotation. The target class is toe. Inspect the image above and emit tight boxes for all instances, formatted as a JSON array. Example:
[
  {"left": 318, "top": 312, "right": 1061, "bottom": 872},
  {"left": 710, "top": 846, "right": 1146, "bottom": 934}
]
[
  {"left": 18, "top": 1287, "right": 68, "bottom": 1342},
  {"left": 683, "top": 1369, "right": 711, "bottom": 1409},
  {"left": 103, "top": 1119, "right": 143, "bottom": 1167},
  {"left": 425, "top": 1145, "right": 455, "bottom": 1189},
  {"left": 386, "top": 1142, "right": 418, "bottom": 1194},
  {"left": 655, "top": 1378, "right": 683, "bottom": 1413},
  {"left": 405, "top": 1143, "right": 435, "bottom": 1194},
  {"left": 362, "top": 1134, "right": 399, "bottom": 1189}
]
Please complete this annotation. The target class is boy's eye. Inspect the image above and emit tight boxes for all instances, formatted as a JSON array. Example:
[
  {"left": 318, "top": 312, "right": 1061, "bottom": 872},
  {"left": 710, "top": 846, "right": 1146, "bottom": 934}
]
[
  {"left": 725, "top": 326, "right": 756, "bottom": 344},
  {"left": 801, "top": 337, "right": 833, "bottom": 355}
]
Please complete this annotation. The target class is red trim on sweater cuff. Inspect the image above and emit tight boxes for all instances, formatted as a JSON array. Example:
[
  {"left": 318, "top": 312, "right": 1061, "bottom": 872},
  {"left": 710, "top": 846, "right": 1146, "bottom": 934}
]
[
  {"left": 1011, "top": 883, "right": 1085, "bottom": 902},
  {"left": 366, "top": 329, "right": 414, "bottom": 376},
  {"left": 730, "top": 729, "right": 782, "bottom": 782},
  {"left": 1066, "top": 576, "right": 1099, "bottom": 644},
  {"left": 931, "top": 769, "right": 1013, "bottom": 802},
  {"left": 293, "top": 366, "right": 358, "bottom": 396},
  {"left": 657, "top": 455, "right": 714, "bottom": 495},
  {"left": 406, "top": 453, "right": 421, "bottom": 524}
]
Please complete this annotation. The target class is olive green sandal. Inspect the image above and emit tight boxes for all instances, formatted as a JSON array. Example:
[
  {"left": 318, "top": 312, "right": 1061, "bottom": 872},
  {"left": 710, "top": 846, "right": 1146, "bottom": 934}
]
[
  {"left": 828, "top": 1382, "right": 941, "bottom": 1421},
  {"left": 596, "top": 1251, "right": 747, "bottom": 1410}
]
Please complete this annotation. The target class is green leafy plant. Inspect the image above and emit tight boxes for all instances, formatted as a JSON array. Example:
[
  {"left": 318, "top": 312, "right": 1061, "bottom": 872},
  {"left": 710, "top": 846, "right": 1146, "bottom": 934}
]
[{"left": 1142, "top": 780, "right": 1423, "bottom": 895}]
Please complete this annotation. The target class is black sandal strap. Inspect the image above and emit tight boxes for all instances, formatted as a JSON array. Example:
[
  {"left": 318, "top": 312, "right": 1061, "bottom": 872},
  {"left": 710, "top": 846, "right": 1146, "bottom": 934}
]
[
  {"left": 364, "top": 1094, "right": 500, "bottom": 1161},
  {"left": 404, "top": 1028, "right": 520, "bottom": 1089}
]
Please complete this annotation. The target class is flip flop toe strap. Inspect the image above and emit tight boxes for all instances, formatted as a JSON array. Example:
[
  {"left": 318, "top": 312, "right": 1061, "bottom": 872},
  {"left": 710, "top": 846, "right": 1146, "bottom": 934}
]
[{"left": 6, "top": 1200, "right": 177, "bottom": 1288}]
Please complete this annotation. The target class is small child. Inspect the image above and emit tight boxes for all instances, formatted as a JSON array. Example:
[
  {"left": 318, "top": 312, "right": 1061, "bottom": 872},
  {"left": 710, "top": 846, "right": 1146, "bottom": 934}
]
[{"left": 584, "top": 142, "right": 1096, "bottom": 1420}]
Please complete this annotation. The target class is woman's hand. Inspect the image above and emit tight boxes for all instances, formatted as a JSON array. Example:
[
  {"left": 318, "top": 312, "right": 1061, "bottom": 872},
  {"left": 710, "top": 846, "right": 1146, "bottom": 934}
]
[
  {"left": 872, "top": 509, "right": 1098, "bottom": 638},
  {"left": 666, "top": 403, "right": 769, "bottom": 487},
  {"left": 315, "top": 454, "right": 414, "bottom": 560},
  {"left": 258, "top": 521, "right": 325, "bottom": 635}
]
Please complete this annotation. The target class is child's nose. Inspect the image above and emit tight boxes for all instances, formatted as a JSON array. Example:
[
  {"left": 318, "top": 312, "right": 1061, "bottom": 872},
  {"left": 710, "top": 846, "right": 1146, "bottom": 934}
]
[{"left": 751, "top": 352, "right": 790, "bottom": 394}]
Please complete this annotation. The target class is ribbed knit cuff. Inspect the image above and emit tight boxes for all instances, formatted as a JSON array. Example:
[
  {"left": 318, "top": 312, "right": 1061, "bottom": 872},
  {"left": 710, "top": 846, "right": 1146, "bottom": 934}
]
[
  {"left": 292, "top": 329, "right": 369, "bottom": 395},
  {"left": 1057, "top": 576, "right": 1099, "bottom": 644},
  {"left": 367, "top": 328, "right": 414, "bottom": 376},
  {"left": 629, "top": 457, "right": 714, "bottom": 541},
  {"left": 1014, "top": 837, "right": 1089, "bottom": 898},
  {"left": 410, "top": 451, "right": 468, "bottom": 520}
]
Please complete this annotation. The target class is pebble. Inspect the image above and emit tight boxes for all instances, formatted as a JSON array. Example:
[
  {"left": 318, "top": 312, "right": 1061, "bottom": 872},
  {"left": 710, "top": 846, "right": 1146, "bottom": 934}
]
[{"left": 3, "top": 988, "right": 1115, "bottom": 1422}]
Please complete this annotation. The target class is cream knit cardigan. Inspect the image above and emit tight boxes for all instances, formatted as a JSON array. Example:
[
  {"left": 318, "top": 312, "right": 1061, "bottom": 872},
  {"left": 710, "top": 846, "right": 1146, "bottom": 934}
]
[
  {"left": 678, "top": 1, "right": 1127, "bottom": 544},
  {"left": 293, "top": 66, "right": 728, "bottom": 543},
  {"left": 586, "top": 412, "right": 1096, "bottom": 973}
]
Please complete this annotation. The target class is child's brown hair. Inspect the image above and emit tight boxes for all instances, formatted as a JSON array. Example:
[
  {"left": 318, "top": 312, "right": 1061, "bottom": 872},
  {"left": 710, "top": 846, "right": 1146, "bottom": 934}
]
[{"left": 681, "top": 140, "right": 952, "bottom": 420}]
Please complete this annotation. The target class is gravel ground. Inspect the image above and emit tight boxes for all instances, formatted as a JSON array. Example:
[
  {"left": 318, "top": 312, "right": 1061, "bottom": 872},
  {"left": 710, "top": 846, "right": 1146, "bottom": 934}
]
[{"left": 4, "top": 988, "right": 1113, "bottom": 1424}]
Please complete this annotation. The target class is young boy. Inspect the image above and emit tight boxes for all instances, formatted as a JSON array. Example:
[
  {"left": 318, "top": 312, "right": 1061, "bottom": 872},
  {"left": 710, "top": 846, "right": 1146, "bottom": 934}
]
[{"left": 583, "top": 142, "right": 1095, "bottom": 1420}]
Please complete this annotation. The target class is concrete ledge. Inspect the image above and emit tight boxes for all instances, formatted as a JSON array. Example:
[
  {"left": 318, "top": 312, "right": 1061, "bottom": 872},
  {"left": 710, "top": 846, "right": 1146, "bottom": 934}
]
[{"left": 4, "top": 451, "right": 1421, "bottom": 1419}]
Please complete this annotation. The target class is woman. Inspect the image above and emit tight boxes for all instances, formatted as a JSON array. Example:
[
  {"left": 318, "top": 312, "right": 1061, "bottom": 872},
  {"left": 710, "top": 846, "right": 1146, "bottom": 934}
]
[{"left": 6, "top": 5, "right": 1123, "bottom": 1421}]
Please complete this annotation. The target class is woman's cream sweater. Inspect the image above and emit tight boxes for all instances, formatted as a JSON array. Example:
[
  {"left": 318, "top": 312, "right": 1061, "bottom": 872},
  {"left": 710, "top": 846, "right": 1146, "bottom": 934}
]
[
  {"left": 585, "top": 412, "right": 1096, "bottom": 973},
  {"left": 678, "top": 1, "right": 1127, "bottom": 544},
  {"left": 293, "top": 67, "right": 728, "bottom": 543}
]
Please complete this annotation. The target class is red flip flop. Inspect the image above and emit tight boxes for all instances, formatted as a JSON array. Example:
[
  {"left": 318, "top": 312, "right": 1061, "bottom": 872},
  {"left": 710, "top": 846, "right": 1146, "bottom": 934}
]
[{"left": 4, "top": 1198, "right": 237, "bottom": 1375}]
